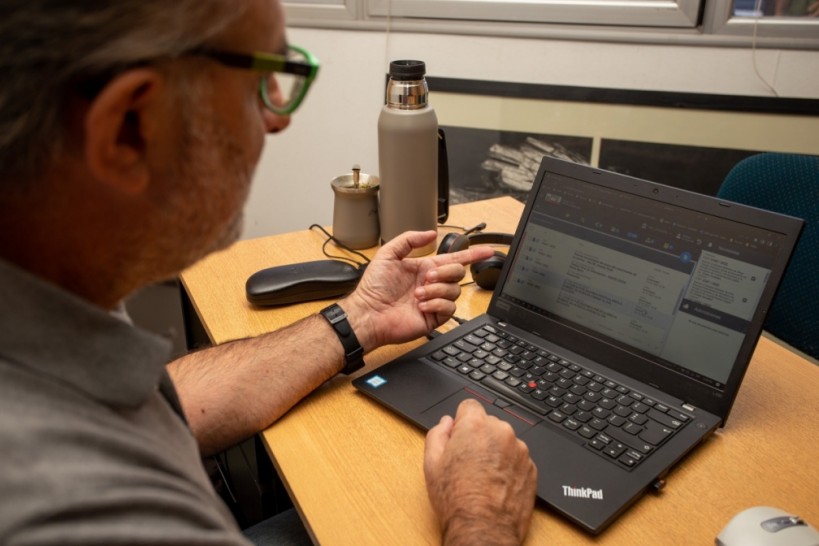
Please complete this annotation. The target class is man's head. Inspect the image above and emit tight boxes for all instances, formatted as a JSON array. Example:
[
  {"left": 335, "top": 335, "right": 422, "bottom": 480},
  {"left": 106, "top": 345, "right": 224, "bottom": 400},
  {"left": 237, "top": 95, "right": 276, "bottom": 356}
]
[
  {"left": 1, "top": 1, "right": 246, "bottom": 184},
  {"left": 0, "top": 1, "right": 304, "bottom": 307}
]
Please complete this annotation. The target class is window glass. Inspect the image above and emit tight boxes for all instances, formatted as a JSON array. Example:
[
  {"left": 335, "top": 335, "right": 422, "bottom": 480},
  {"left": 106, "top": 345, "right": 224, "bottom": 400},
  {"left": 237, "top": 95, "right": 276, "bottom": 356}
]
[{"left": 733, "top": 0, "right": 819, "bottom": 16}]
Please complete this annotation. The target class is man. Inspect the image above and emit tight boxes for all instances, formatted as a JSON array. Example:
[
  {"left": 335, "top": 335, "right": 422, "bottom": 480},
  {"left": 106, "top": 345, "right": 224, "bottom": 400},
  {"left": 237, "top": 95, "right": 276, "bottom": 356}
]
[{"left": 0, "top": 1, "right": 537, "bottom": 545}]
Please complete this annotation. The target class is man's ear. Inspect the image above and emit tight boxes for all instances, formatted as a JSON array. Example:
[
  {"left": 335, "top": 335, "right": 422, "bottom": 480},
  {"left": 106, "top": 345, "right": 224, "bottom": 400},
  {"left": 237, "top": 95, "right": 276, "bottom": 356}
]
[{"left": 84, "top": 68, "right": 165, "bottom": 195}]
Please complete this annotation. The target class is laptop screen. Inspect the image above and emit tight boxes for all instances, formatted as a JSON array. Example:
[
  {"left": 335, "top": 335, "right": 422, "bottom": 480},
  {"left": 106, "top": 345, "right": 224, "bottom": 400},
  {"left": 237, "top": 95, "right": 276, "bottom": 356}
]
[{"left": 495, "top": 167, "right": 793, "bottom": 393}]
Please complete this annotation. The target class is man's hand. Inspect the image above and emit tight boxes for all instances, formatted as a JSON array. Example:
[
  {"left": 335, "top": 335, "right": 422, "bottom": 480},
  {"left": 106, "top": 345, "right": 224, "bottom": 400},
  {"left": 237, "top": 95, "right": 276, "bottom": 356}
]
[
  {"left": 341, "top": 231, "right": 494, "bottom": 351},
  {"left": 424, "top": 399, "right": 537, "bottom": 545}
]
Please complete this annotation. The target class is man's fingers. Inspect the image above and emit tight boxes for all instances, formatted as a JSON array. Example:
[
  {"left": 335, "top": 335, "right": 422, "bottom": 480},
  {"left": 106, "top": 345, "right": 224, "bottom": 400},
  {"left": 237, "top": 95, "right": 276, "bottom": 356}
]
[
  {"left": 416, "top": 277, "right": 461, "bottom": 301},
  {"left": 454, "top": 398, "right": 488, "bottom": 422},
  {"left": 434, "top": 245, "right": 496, "bottom": 267},
  {"left": 379, "top": 231, "right": 438, "bottom": 260},
  {"left": 378, "top": 231, "right": 499, "bottom": 267},
  {"left": 424, "top": 263, "right": 467, "bottom": 284},
  {"left": 424, "top": 414, "right": 455, "bottom": 469}
]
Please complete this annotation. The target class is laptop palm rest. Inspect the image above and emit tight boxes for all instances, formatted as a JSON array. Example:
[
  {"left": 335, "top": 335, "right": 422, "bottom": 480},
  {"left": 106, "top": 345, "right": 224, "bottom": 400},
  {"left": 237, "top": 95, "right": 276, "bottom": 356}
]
[{"left": 359, "top": 348, "right": 682, "bottom": 534}]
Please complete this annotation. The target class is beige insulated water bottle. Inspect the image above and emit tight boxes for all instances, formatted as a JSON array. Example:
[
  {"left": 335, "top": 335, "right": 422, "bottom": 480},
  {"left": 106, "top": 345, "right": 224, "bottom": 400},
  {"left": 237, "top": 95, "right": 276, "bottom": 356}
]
[{"left": 378, "top": 60, "right": 439, "bottom": 256}]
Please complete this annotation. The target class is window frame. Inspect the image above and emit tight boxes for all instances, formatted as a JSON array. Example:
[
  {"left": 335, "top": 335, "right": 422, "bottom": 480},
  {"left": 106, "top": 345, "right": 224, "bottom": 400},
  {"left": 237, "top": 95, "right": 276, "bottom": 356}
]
[
  {"left": 366, "top": 0, "right": 702, "bottom": 28},
  {"left": 283, "top": 0, "right": 819, "bottom": 50}
]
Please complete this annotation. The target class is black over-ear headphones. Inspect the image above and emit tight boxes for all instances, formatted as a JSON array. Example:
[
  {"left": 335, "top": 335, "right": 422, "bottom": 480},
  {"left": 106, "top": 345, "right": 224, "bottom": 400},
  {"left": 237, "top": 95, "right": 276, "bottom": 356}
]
[{"left": 437, "top": 232, "right": 514, "bottom": 290}]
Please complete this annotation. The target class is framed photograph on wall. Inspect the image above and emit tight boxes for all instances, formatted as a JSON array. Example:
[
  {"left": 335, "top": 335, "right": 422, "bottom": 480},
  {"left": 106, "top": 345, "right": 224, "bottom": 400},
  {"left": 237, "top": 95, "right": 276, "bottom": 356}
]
[
  {"left": 443, "top": 126, "right": 591, "bottom": 204},
  {"left": 430, "top": 77, "right": 819, "bottom": 203}
]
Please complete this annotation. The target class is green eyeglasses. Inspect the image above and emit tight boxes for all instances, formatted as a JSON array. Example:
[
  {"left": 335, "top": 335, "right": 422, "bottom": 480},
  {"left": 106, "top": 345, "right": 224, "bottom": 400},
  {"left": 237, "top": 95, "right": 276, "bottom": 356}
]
[{"left": 193, "top": 44, "right": 320, "bottom": 115}]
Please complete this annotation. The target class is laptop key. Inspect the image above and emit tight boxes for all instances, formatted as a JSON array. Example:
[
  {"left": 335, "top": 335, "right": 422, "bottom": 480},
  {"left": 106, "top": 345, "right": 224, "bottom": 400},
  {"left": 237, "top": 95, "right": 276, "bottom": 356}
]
[
  {"left": 563, "top": 393, "right": 582, "bottom": 405},
  {"left": 463, "top": 334, "right": 484, "bottom": 346},
  {"left": 629, "top": 413, "right": 649, "bottom": 425},
  {"left": 574, "top": 410, "right": 593, "bottom": 423},
  {"left": 603, "top": 442, "right": 627, "bottom": 459},
  {"left": 578, "top": 426, "right": 596, "bottom": 439},
  {"left": 667, "top": 409, "right": 690, "bottom": 422},
  {"left": 626, "top": 449, "right": 644, "bottom": 462},
  {"left": 588, "top": 438, "right": 607, "bottom": 450},
  {"left": 563, "top": 418, "right": 581, "bottom": 431},
  {"left": 618, "top": 454, "right": 638, "bottom": 468},
  {"left": 648, "top": 408, "right": 684, "bottom": 429},
  {"left": 631, "top": 402, "right": 650, "bottom": 414},
  {"left": 544, "top": 396, "right": 562, "bottom": 408},
  {"left": 608, "top": 415, "right": 626, "bottom": 427},
  {"left": 531, "top": 389, "right": 548, "bottom": 401},
  {"left": 548, "top": 410, "right": 567, "bottom": 423},
  {"left": 560, "top": 403, "right": 578, "bottom": 415},
  {"left": 599, "top": 398, "right": 617, "bottom": 410},
  {"left": 638, "top": 421, "right": 674, "bottom": 446},
  {"left": 589, "top": 418, "right": 607, "bottom": 431},
  {"left": 622, "top": 422, "right": 644, "bottom": 436}
]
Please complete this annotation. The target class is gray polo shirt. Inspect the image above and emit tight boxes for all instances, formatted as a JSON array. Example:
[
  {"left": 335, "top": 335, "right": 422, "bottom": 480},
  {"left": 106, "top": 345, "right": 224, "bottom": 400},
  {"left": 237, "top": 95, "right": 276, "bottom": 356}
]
[{"left": 0, "top": 259, "right": 249, "bottom": 545}]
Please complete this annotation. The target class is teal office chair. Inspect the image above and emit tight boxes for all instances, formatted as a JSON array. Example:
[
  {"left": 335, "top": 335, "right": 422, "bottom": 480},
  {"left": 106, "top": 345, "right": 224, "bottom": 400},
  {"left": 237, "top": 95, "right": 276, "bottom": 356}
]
[{"left": 718, "top": 153, "right": 819, "bottom": 359}]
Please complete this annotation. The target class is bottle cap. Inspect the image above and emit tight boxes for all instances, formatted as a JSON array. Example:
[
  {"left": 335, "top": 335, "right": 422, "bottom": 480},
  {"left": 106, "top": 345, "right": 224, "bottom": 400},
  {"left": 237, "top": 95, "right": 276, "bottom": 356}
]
[{"left": 389, "top": 60, "right": 426, "bottom": 81}]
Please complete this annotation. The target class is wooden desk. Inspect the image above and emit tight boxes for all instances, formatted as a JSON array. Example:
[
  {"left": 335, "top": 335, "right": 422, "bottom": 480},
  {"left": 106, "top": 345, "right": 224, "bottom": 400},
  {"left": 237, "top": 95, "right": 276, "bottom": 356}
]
[{"left": 180, "top": 197, "right": 819, "bottom": 545}]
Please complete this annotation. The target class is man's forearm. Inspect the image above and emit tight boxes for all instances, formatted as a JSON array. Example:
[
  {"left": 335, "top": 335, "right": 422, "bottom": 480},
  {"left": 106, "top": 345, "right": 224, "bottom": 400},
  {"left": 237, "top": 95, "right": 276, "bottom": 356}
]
[{"left": 167, "top": 313, "right": 346, "bottom": 456}]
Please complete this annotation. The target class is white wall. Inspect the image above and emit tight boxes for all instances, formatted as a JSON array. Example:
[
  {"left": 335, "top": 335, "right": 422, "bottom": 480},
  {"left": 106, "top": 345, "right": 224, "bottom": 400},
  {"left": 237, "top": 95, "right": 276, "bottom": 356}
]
[{"left": 242, "top": 28, "right": 819, "bottom": 239}]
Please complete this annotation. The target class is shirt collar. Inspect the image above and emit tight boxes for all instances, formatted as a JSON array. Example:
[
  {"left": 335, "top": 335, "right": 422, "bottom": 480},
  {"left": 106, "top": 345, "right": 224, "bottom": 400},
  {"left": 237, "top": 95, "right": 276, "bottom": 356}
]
[{"left": 0, "top": 259, "right": 172, "bottom": 409}]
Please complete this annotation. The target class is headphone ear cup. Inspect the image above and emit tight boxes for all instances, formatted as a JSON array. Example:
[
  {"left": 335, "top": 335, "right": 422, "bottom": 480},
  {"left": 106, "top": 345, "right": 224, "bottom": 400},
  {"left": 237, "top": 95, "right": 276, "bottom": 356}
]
[
  {"left": 437, "top": 233, "right": 470, "bottom": 254},
  {"left": 470, "top": 251, "right": 506, "bottom": 290}
]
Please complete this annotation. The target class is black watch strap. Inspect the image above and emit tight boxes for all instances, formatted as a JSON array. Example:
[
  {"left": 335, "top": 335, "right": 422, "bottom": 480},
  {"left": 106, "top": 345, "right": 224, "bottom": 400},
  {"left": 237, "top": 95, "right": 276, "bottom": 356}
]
[{"left": 319, "top": 303, "right": 365, "bottom": 375}]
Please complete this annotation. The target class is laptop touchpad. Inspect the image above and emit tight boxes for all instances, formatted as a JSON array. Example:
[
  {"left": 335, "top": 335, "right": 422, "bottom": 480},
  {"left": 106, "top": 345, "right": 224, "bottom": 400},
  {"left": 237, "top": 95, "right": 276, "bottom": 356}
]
[{"left": 421, "top": 388, "right": 536, "bottom": 436}]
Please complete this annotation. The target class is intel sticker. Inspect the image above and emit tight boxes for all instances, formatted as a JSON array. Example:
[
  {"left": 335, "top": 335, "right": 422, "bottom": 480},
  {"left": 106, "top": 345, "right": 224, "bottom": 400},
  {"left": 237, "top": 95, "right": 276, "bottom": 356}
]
[{"left": 365, "top": 375, "right": 387, "bottom": 389}]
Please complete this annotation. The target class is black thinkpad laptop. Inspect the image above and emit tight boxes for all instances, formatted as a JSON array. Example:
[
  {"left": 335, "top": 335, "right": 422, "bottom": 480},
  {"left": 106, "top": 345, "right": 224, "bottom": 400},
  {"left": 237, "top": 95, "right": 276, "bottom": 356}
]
[{"left": 353, "top": 156, "right": 803, "bottom": 534}]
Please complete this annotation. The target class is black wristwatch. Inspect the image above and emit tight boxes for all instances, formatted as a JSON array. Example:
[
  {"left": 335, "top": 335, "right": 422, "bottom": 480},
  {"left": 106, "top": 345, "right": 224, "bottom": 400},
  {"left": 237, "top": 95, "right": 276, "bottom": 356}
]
[{"left": 319, "top": 303, "right": 365, "bottom": 375}]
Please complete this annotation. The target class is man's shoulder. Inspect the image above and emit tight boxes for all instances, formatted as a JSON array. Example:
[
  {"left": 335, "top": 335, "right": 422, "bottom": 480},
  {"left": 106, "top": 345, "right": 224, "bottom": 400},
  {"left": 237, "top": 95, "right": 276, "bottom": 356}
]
[{"left": 0, "top": 358, "right": 247, "bottom": 546}]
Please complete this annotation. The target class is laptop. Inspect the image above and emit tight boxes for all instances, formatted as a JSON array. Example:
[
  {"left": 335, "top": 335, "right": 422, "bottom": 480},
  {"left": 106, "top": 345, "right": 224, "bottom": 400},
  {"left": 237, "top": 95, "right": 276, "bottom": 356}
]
[{"left": 353, "top": 156, "right": 803, "bottom": 534}]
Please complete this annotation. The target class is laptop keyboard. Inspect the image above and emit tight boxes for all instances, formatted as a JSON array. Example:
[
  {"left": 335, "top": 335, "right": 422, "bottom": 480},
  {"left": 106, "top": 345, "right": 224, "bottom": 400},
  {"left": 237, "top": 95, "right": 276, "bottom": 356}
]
[{"left": 429, "top": 324, "right": 691, "bottom": 471}]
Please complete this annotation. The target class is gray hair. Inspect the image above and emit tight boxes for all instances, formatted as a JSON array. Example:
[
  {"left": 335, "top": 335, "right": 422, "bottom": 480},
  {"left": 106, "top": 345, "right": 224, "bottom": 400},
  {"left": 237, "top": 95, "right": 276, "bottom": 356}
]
[{"left": 0, "top": 1, "right": 244, "bottom": 185}]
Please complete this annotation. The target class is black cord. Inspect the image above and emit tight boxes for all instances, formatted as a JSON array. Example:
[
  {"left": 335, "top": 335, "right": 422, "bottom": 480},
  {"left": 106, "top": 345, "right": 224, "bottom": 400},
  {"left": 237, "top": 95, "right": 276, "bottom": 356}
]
[
  {"left": 311, "top": 222, "right": 487, "bottom": 266},
  {"left": 426, "top": 316, "right": 468, "bottom": 340},
  {"left": 309, "top": 224, "right": 371, "bottom": 267},
  {"left": 439, "top": 222, "right": 486, "bottom": 235}
]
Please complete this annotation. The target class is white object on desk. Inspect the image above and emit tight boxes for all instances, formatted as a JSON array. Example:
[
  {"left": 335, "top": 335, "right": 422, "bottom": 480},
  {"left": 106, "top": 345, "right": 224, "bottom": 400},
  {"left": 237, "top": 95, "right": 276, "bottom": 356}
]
[{"left": 717, "top": 506, "right": 819, "bottom": 546}]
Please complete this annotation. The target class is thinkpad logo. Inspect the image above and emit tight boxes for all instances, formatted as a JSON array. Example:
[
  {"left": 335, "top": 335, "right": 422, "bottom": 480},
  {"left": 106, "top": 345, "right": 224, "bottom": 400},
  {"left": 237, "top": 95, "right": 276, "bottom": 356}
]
[{"left": 562, "top": 485, "right": 604, "bottom": 500}]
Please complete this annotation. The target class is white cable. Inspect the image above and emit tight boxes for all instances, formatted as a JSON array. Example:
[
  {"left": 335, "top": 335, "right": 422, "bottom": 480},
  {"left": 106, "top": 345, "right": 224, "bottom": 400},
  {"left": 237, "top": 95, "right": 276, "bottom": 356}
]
[
  {"left": 750, "top": 0, "right": 780, "bottom": 97},
  {"left": 384, "top": 0, "right": 393, "bottom": 76}
]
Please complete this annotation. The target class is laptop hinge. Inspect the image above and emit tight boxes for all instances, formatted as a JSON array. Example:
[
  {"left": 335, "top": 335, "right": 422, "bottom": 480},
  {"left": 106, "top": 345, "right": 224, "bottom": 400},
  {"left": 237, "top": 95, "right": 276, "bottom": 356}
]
[{"left": 682, "top": 403, "right": 696, "bottom": 412}]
